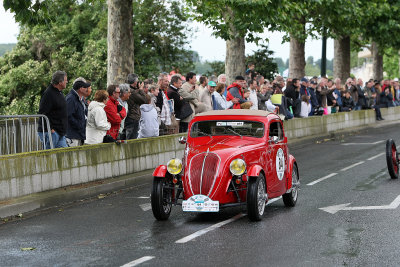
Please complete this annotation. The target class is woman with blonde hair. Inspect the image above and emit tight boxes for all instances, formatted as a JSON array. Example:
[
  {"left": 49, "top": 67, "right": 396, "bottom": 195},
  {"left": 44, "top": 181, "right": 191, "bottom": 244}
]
[{"left": 85, "top": 90, "right": 111, "bottom": 144}]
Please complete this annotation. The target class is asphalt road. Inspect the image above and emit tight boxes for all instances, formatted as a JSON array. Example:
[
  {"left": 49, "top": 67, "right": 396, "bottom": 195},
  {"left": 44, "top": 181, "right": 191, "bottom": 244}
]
[{"left": 1, "top": 124, "right": 400, "bottom": 267}]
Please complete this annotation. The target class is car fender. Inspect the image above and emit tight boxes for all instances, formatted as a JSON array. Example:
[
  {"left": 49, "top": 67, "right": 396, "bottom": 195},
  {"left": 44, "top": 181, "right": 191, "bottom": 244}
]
[
  {"left": 286, "top": 155, "right": 298, "bottom": 190},
  {"left": 247, "top": 164, "right": 264, "bottom": 180},
  {"left": 153, "top": 165, "right": 167, "bottom": 177}
]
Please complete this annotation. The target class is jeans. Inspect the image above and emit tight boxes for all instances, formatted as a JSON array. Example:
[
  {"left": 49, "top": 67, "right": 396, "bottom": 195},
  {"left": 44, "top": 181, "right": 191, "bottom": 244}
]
[{"left": 38, "top": 131, "right": 68, "bottom": 149}]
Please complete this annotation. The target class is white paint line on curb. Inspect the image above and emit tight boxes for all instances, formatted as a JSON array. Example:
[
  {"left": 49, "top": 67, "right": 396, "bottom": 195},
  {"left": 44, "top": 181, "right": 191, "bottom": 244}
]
[
  {"left": 139, "top": 203, "right": 151, "bottom": 211},
  {"left": 307, "top": 173, "right": 338, "bottom": 186},
  {"left": 121, "top": 256, "right": 155, "bottom": 267},
  {"left": 340, "top": 161, "right": 365, "bottom": 172},
  {"left": 175, "top": 196, "right": 282, "bottom": 244},
  {"left": 367, "top": 152, "right": 384, "bottom": 161}
]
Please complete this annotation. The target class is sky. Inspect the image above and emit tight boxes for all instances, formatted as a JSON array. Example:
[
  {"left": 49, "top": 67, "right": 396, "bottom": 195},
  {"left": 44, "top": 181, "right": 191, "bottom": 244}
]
[{"left": 0, "top": 3, "right": 334, "bottom": 62}]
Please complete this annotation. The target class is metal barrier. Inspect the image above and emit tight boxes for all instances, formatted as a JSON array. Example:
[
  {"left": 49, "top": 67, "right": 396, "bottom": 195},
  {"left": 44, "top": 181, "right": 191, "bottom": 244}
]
[{"left": 0, "top": 115, "right": 53, "bottom": 155}]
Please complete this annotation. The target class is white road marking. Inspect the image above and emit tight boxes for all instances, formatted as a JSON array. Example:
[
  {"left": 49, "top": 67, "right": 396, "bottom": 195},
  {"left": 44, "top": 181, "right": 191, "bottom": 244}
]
[
  {"left": 136, "top": 196, "right": 150, "bottom": 199},
  {"left": 175, "top": 213, "right": 245, "bottom": 244},
  {"left": 340, "top": 161, "right": 365, "bottom": 171},
  {"left": 307, "top": 173, "right": 338, "bottom": 186},
  {"left": 175, "top": 196, "right": 282, "bottom": 244},
  {"left": 367, "top": 152, "right": 384, "bottom": 161},
  {"left": 121, "top": 256, "right": 155, "bottom": 267},
  {"left": 341, "top": 140, "right": 385, "bottom": 146},
  {"left": 320, "top": 195, "right": 400, "bottom": 214},
  {"left": 139, "top": 203, "right": 151, "bottom": 211}
]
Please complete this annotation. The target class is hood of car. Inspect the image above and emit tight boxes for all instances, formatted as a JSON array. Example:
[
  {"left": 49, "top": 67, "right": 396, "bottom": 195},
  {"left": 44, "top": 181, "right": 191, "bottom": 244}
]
[{"left": 187, "top": 137, "right": 262, "bottom": 157}]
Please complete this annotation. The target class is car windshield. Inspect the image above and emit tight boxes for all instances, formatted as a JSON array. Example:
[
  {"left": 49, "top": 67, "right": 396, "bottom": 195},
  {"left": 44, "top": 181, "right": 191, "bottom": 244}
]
[{"left": 190, "top": 120, "right": 264, "bottom": 138}]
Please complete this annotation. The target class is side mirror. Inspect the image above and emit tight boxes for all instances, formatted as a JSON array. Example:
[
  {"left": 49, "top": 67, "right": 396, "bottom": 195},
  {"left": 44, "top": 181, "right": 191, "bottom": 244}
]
[
  {"left": 179, "top": 136, "right": 187, "bottom": 144},
  {"left": 268, "top": 136, "right": 279, "bottom": 144}
]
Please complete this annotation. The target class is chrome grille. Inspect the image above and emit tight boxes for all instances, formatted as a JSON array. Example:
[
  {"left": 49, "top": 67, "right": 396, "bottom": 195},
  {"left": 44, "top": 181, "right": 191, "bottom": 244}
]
[{"left": 188, "top": 152, "right": 220, "bottom": 196}]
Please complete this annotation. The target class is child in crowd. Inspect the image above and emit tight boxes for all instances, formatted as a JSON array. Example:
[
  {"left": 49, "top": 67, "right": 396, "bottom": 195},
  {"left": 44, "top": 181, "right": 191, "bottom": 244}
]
[
  {"left": 149, "top": 85, "right": 161, "bottom": 125},
  {"left": 137, "top": 94, "right": 159, "bottom": 138},
  {"left": 240, "top": 89, "right": 252, "bottom": 109},
  {"left": 299, "top": 95, "right": 311, "bottom": 118}
]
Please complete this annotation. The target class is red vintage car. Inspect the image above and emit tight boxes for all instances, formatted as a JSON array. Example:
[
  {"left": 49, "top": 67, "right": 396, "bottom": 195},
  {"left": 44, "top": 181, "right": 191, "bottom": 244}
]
[{"left": 151, "top": 109, "right": 299, "bottom": 221}]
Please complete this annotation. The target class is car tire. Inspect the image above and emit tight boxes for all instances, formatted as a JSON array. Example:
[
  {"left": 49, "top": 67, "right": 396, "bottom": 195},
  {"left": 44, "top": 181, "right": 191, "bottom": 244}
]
[
  {"left": 151, "top": 177, "right": 172, "bottom": 220},
  {"left": 247, "top": 173, "right": 267, "bottom": 221},
  {"left": 386, "top": 139, "right": 399, "bottom": 179},
  {"left": 283, "top": 164, "right": 299, "bottom": 207}
]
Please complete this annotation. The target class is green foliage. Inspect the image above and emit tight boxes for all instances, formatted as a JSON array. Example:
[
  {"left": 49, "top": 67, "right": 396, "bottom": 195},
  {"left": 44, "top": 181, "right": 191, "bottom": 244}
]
[
  {"left": 204, "top": 61, "right": 225, "bottom": 77},
  {"left": 383, "top": 48, "right": 399, "bottom": 79},
  {"left": 132, "top": 0, "right": 194, "bottom": 79},
  {"left": 0, "top": 0, "right": 194, "bottom": 114},
  {"left": 0, "top": 44, "right": 16, "bottom": 57},
  {"left": 245, "top": 44, "right": 277, "bottom": 80}
]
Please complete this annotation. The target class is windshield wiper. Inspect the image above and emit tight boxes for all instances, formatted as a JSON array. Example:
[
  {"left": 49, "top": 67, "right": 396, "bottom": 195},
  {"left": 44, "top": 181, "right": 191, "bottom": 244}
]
[
  {"left": 227, "top": 127, "right": 242, "bottom": 138},
  {"left": 197, "top": 130, "right": 211, "bottom": 137}
]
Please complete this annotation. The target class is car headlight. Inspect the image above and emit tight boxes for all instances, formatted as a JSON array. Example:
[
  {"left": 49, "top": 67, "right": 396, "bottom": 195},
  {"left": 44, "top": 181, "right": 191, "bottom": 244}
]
[
  {"left": 230, "top": 159, "right": 246, "bottom": 176},
  {"left": 167, "top": 158, "right": 182, "bottom": 175}
]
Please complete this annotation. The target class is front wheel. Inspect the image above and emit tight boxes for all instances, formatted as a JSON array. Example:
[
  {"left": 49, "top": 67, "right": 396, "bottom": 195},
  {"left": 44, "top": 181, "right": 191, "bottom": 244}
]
[
  {"left": 151, "top": 177, "right": 172, "bottom": 220},
  {"left": 386, "top": 139, "right": 399, "bottom": 179},
  {"left": 247, "top": 174, "right": 267, "bottom": 221},
  {"left": 282, "top": 164, "right": 299, "bottom": 207}
]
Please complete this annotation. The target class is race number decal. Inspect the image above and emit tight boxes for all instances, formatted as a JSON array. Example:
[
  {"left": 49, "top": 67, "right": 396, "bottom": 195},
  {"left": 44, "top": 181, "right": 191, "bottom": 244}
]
[{"left": 276, "top": 148, "right": 285, "bottom": 181}]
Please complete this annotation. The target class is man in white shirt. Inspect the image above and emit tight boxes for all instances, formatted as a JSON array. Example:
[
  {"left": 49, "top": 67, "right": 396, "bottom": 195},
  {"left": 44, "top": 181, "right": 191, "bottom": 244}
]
[{"left": 248, "top": 79, "right": 259, "bottom": 110}]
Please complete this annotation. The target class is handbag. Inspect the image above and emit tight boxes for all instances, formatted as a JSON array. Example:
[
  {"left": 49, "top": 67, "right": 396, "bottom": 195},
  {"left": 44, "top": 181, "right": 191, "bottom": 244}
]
[{"left": 176, "top": 101, "right": 193, "bottom": 120}]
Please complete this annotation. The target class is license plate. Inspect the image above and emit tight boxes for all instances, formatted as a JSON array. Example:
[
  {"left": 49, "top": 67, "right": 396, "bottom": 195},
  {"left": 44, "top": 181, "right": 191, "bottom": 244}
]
[{"left": 182, "top": 194, "right": 219, "bottom": 212}]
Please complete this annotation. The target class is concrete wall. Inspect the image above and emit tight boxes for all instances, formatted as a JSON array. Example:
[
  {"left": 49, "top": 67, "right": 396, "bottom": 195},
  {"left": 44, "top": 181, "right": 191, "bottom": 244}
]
[
  {"left": 0, "top": 107, "right": 399, "bottom": 201},
  {"left": 0, "top": 134, "right": 185, "bottom": 201},
  {"left": 284, "top": 107, "right": 399, "bottom": 139}
]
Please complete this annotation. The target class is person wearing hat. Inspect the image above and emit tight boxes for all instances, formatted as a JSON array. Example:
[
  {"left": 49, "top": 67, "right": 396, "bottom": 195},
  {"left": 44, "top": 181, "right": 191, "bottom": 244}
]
[
  {"left": 226, "top": 76, "right": 252, "bottom": 109},
  {"left": 65, "top": 79, "right": 91, "bottom": 146},
  {"left": 199, "top": 80, "right": 217, "bottom": 111}
]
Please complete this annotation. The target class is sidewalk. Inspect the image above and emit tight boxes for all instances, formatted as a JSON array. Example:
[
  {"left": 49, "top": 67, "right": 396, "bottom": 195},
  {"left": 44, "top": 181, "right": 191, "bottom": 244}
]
[
  {"left": 1, "top": 119, "right": 398, "bottom": 221},
  {"left": 0, "top": 170, "right": 153, "bottom": 220}
]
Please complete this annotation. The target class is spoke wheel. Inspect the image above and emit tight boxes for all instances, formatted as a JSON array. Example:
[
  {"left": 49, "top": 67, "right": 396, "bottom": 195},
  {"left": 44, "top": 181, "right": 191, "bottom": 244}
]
[
  {"left": 151, "top": 177, "right": 173, "bottom": 220},
  {"left": 283, "top": 165, "right": 299, "bottom": 207},
  {"left": 247, "top": 174, "right": 267, "bottom": 221},
  {"left": 386, "top": 139, "right": 399, "bottom": 179}
]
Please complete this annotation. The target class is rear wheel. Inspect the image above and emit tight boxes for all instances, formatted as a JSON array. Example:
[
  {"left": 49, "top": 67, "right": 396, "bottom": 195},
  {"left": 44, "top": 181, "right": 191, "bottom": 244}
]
[
  {"left": 247, "top": 174, "right": 267, "bottom": 221},
  {"left": 151, "top": 177, "right": 172, "bottom": 220},
  {"left": 386, "top": 139, "right": 399, "bottom": 179},
  {"left": 283, "top": 165, "right": 299, "bottom": 207}
]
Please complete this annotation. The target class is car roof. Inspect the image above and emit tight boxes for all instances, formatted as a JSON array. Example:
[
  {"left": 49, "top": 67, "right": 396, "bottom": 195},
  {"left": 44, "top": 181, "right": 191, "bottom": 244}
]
[{"left": 195, "top": 109, "right": 277, "bottom": 118}]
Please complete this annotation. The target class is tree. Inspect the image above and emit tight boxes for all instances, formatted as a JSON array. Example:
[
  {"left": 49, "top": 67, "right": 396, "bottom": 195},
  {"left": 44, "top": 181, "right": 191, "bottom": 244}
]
[
  {"left": 107, "top": 0, "right": 134, "bottom": 85},
  {"left": 186, "top": 0, "right": 288, "bottom": 83},
  {"left": 245, "top": 44, "right": 278, "bottom": 80},
  {"left": 0, "top": 0, "right": 194, "bottom": 114}
]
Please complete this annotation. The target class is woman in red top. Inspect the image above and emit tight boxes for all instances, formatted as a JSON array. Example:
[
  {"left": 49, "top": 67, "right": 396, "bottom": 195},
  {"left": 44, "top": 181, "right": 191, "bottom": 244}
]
[{"left": 104, "top": 85, "right": 127, "bottom": 140}]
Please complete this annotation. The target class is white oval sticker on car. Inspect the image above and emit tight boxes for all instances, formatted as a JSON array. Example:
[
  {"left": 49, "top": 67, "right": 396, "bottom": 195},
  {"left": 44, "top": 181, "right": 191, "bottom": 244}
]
[{"left": 276, "top": 148, "right": 285, "bottom": 181}]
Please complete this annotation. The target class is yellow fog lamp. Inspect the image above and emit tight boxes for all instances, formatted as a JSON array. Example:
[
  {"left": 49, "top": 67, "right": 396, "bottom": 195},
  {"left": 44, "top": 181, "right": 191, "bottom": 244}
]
[
  {"left": 167, "top": 158, "right": 183, "bottom": 175},
  {"left": 230, "top": 159, "right": 246, "bottom": 176}
]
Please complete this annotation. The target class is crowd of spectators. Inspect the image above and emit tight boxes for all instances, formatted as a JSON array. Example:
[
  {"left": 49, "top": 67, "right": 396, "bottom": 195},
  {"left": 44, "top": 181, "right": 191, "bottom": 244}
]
[{"left": 38, "top": 67, "right": 398, "bottom": 149}]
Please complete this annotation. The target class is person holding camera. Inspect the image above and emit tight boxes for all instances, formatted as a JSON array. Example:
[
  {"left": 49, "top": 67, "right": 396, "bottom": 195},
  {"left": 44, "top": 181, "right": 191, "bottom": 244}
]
[
  {"left": 104, "top": 84, "right": 127, "bottom": 140},
  {"left": 126, "top": 73, "right": 147, "bottom": 139}
]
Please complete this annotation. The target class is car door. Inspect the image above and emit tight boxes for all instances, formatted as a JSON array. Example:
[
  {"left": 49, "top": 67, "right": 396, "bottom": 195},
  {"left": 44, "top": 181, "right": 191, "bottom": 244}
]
[{"left": 267, "top": 120, "right": 287, "bottom": 194}]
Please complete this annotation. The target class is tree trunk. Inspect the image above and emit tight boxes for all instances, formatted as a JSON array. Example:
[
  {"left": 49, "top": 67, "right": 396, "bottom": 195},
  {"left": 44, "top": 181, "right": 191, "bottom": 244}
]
[
  {"left": 333, "top": 36, "right": 351, "bottom": 82},
  {"left": 225, "top": 37, "right": 246, "bottom": 84},
  {"left": 107, "top": 0, "right": 134, "bottom": 86},
  {"left": 372, "top": 42, "right": 383, "bottom": 81},
  {"left": 289, "top": 33, "right": 305, "bottom": 79},
  {"left": 223, "top": 7, "right": 245, "bottom": 84}
]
